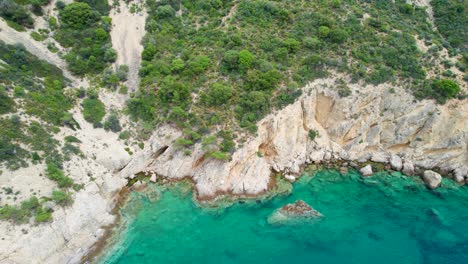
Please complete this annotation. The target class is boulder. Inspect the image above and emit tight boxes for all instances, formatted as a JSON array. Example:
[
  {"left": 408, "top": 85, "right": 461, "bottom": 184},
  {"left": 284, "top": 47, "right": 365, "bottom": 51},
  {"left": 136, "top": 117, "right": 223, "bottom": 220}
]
[
  {"left": 402, "top": 160, "right": 415, "bottom": 175},
  {"left": 423, "top": 170, "right": 442, "bottom": 189},
  {"left": 390, "top": 154, "right": 403, "bottom": 171},
  {"left": 454, "top": 167, "right": 467, "bottom": 179},
  {"left": 454, "top": 174, "right": 464, "bottom": 184},
  {"left": 360, "top": 165, "right": 373, "bottom": 177},
  {"left": 284, "top": 174, "right": 296, "bottom": 183},
  {"left": 150, "top": 174, "right": 157, "bottom": 183},
  {"left": 371, "top": 152, "right": 389, "bottom": 163},
  {"left": 267, "top": 200, "right": 323, "bottom": 224},
  {"left": 310, "top": 149, "right": 325, "bottom": 163}
]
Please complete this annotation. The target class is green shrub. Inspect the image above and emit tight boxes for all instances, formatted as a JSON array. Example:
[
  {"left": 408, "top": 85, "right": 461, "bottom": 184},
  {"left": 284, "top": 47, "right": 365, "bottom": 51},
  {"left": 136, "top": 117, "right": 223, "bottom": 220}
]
[
  {"left": 174, "top": 138, "right": 194, "bottom": 148},
  {"left": 30, "top": 32, "right": 46, "bottom": 41},
  {"left": 21, "top": 196, "right": 40, "bottom": 211},
  {"left": 209, "top": 151, "right": 230, "bottom": 161},
  {"left": 0, "top": 205, "right": 30, "bottom": 223},
  {"left": 0, "top": 87, "right": 15, "bottom": 114},
  {"left": 432, "top": 79, "right": 460, "bottom": 98},
  {"left": 238, "top": 50, "right": 255, "bottom": 71},
  {"left": 0, "top": 0, "right": 34, "bottom": 29},
  {"left": 64, "top": 135, "right": 82, "bottom": 143},
  {"left": 82, "top": 97, "right": 106, "bottom": 125},
  {"left": 46, "top": 163, "right": 74, "bottom": 188},
  {"left": 35, "top": 207, "right": 52, "bottom": 222},
  {"left": 119, "top": 130, "right": 131, "bottom": 140},
  {"left": 308, "top": 129, "right": 318, "bottom": 141},
  {"left": 103, "top": 112, "right": 122, "bottom": 132},
  {"left": 51, "top": 190, "right": 73, "bottom": 206},
  {"left": 59, "top": 2, "right": 98, "bottom": 30},
  {"left": 201, "top": 83, "right": 233, "bottom": 106}
]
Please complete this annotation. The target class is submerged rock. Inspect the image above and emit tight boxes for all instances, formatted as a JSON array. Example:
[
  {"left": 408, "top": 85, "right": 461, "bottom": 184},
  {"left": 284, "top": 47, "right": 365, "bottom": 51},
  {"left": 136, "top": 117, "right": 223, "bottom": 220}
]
[
  {"left": 360, "top": 165, "right": 373, "bottom": 177},
  {"left": 267, "top": 200, "right": 323, "bottom": 224},
  {"left": 423, "top": 170, "right": 442, "bottom": 189}
]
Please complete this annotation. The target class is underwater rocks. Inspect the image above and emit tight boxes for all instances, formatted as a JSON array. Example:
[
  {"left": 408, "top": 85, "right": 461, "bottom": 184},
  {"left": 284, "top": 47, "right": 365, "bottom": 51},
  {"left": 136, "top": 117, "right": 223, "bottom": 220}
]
[
  {"left": 423, "top": 170, "right": 442, "bottom": 189},
  {"left": 267, "top": 200, "right": 323, "bottom": 224}
]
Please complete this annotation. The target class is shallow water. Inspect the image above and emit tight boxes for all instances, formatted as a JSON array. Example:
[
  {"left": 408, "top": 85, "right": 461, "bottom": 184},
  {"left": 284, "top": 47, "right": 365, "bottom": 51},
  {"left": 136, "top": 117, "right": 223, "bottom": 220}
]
[{"left": 101, "top": 170, "right": 468, "bottom": 264}]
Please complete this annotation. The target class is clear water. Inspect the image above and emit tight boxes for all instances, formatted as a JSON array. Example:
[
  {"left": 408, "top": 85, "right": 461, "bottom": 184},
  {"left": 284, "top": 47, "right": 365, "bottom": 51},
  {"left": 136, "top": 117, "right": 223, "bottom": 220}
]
[{"left": 101, "top": 170, "right": 468, "bottom": 264}]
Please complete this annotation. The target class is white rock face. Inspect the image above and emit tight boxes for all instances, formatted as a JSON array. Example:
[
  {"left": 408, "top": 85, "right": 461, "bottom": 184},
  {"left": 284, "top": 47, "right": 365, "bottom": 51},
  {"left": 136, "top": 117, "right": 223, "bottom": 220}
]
[
  {"left": 122, "top": 79, "right": 467, "bottom": 200},
  {"left": 360, "top": 165, "right": 373, "bottom": 177},
  {"left": 371, "top": 152, "right": 389, "bottom": 163},
  {"left": 423, "top": 170, "right": 442, "bottom": 189}
]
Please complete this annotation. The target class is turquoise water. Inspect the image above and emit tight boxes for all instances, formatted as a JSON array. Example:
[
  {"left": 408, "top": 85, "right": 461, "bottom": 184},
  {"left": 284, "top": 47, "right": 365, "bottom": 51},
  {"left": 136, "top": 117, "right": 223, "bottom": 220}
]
[{"left": 101, "top": 170, "right": 468, "bottom": 264}]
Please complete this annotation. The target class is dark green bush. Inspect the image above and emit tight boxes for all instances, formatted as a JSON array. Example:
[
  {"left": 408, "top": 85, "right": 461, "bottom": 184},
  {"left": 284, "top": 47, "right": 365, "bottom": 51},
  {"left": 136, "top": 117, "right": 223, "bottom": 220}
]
[
  {"left": 82, "top": 97, "right": 106, "bottom": 125},
  {"left": 103, "top": 112, "right": 122, "bottom": 132}
]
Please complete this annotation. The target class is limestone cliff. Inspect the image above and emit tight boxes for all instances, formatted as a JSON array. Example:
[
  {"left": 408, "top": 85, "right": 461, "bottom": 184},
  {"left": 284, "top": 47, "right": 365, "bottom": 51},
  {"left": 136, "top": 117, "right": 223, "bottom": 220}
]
[{"left": 122, "top": 78, "right": 467, "bottom": 199}]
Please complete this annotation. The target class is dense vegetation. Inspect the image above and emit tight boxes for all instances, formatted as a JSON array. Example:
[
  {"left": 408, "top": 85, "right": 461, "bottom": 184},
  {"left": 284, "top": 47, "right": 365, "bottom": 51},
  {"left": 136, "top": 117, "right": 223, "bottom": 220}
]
[
  {"left": 0, "top": 42, "right": 80, "bottom": 223},
  {"left": 0, "top": 42, "right": 77, "bottom": 169},
  {"left": 0, "top": 0, "right": 45, "bottom": 31},
  {"left": 55, "top": 1, "right": 116, "bottom": 75},
  {"left": 127, "top": 0, "right": 465, "bottom": 159},
  {"left": 432, "top": 0, "right": 467, "bottom": 53}
]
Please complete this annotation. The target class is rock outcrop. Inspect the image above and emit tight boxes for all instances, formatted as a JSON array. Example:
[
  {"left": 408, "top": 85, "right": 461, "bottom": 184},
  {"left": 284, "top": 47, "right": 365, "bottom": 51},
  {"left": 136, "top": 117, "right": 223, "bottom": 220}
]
[
  {"left": 423, "top": 170, "right": 442, "bottom": 189},
  {"left": 1, "top": 78, "right": 466, "bottom": 263},
  {"left": 122, "top": 78, "right": 467, "bottom": 199},
  {"left": 267, "top": 200, "right": 323, "bottom": 224},
  {"left": 360, "top": 165, "right": 373, "bottom": 177}
]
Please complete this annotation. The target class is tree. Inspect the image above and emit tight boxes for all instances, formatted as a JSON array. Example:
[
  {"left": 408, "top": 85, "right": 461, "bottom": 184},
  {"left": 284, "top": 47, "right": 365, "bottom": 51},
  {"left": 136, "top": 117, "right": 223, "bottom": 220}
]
[
  {"left": 142, "top": 43, "right": 156, "bottom": 61},
  {"left": 329, "top": 28, "right": 348, "bottom": 43},
  {"left": 201, "top": 83, "right": 233, "bottom": 106},
  {"left": 170, "top": 59, "right": 185, "bottom": 73},
  {"left": 284, "top": 38, "right": 300, "bottom": 53},
  {"left": 155, "top": 5, "right": 176, "bottom": 19},
  {"left": 318, "top": 26, "right": 330, "bottom": 38},
  {"left": 432, "top": 79, "right": 460, "bottom": 99},
  {"left": 186, "top": 55, "right": 210, "bottom": 76},
  {"left": 238, "top": 50, "right": 255, "bottom": 71},
  {"left": 223, "top": 50, "right": 240, "bottom": 70},
  {"left": 60, "top": 2, "right": 98, "bottom": 29}
]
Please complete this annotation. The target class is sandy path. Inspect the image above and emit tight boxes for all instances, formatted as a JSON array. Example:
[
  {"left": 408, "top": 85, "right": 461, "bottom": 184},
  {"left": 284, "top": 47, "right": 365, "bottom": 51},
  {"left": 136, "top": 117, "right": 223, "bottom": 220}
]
[
  {"left": 0, "top": 19, "right": 76, "bottom": 81},
  {"left": 109, "top": 1, "right": 147, "bottom": 92}
]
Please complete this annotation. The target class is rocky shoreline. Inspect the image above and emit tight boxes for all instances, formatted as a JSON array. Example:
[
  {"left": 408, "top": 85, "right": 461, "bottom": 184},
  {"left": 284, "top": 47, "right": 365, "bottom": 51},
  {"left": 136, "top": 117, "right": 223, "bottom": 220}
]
[
  {"left": 1, "top": 79, "right": 466, "bottom": 264},
  {"left": 120, "top": 79, "right": 467, "bottom": 199}
]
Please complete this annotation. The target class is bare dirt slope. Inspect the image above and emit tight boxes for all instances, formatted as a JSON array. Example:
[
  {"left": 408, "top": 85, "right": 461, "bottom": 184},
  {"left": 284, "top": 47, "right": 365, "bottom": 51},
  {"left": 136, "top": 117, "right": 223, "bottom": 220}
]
[{"left": 109, "top": 1, "right": 147, "bottom": 92}]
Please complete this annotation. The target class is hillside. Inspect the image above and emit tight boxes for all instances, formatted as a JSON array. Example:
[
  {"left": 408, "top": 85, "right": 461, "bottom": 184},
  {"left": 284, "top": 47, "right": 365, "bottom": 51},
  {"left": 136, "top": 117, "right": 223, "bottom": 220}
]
[{"left": 0, "top": 0, "right": 466, "bottom": 263}]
